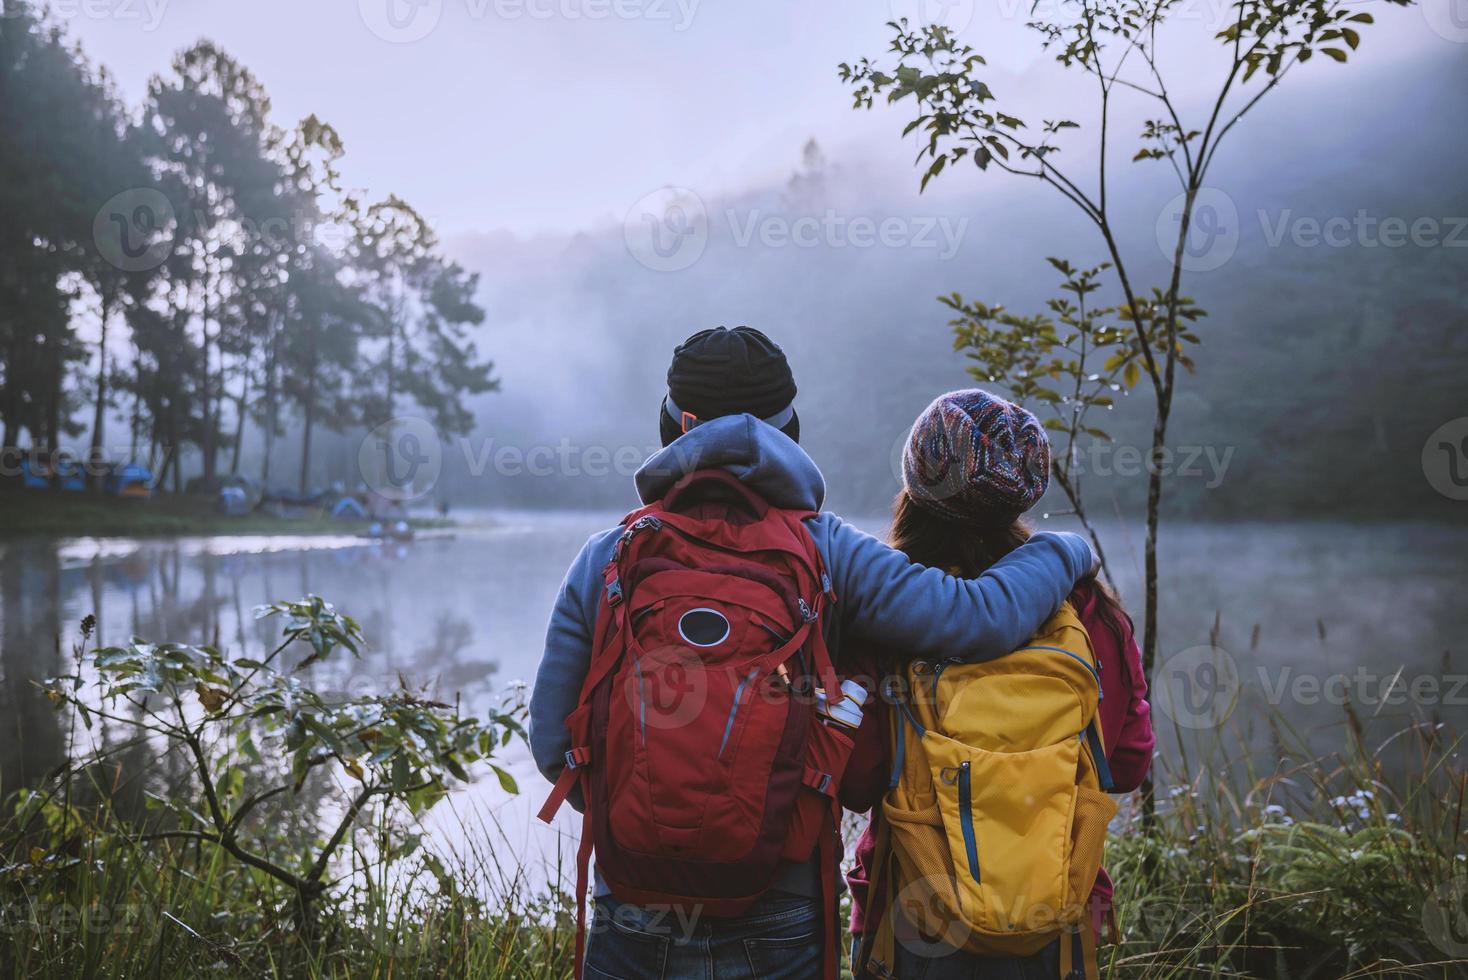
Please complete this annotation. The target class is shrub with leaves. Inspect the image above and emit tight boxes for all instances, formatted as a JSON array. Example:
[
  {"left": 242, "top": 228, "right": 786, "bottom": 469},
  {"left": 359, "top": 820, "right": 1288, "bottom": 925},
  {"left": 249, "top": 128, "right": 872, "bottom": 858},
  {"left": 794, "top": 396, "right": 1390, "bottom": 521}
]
[
  {"left": 839, "top": 0, "right": 1412, "bottom": 704},
  {"left": 946, "top": 257, "right": 1202, "bottom": 584},
  {"left": 34, "top": 596, "right": 526, "bottom": 931}
]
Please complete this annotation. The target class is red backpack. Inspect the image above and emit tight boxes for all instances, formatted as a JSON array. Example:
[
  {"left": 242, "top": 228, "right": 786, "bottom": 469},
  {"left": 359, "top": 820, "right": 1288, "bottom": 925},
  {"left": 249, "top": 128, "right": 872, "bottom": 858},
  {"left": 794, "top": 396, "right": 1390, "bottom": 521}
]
[{"left": 538, "top": 469, "right": 857, "bottom": 979}]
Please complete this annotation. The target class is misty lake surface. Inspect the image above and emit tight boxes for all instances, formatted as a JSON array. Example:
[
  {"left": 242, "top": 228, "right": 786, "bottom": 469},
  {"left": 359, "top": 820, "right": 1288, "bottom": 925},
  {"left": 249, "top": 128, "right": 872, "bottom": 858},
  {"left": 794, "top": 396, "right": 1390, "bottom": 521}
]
[{"left": 3, "top": 512, "right": 1465, "bottom": 885}]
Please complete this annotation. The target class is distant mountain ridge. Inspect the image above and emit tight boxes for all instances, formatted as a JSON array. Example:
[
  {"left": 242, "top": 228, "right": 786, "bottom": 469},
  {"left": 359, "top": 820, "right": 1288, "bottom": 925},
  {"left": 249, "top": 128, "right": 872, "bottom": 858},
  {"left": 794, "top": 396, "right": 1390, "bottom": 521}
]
[{"left": 440, "top": 50, "right": 1468, "bottom": 522}]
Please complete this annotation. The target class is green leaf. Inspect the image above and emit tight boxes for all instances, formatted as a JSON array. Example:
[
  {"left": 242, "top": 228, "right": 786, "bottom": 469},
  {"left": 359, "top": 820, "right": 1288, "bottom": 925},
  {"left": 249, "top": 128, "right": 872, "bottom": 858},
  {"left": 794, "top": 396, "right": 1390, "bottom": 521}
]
[
  {"left": 1123, "top": 361, "right": 1141, "bottom": 388},
  {"left": 443, "top": 755, "right": 470, "bottom": 782},
  {"left": 491, "top": 764, "right": 519, "bottom": 795},
  {"left": 1321, "top": 48, "right": 1348, "bottom": 63},
  {"left": 291, "top": 745, "right": 312, "bottom": 789}
]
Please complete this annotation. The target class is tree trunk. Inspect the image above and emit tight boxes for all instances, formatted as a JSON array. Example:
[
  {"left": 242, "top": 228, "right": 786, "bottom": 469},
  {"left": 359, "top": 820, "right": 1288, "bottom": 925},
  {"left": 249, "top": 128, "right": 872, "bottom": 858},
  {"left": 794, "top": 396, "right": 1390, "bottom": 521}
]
[
  {"left": 168, "top": 398, "right": 182, "bottom": 494},
  {"left": 44, "top": 334, "right": 62, "bottom": 455},
  {"left": 129, "top": 346, "right": 143, "bottom": 464},
  {"left": 200, "top": 275, "right": 217, "bottom": 489},
  {"left": 385, "top": 318, "right": 396, "bottom": 426},
  {"left": 89, "top": 289, "right": 113, "bottom": 490},
  {"left": 1138, "top": 410, "right": 1168, "bottom": 830},
  {"left": 299, "top": 393, "right": 315, "bottom": 498},
  {"left": 229, "top": 368, "right": 249, "bottom": 476},
  {"left": 299, "top": 343, "right": 318, "bottom": 496},
  {"left": 260, "top": 313, "right": 279, "bottom": 486}
]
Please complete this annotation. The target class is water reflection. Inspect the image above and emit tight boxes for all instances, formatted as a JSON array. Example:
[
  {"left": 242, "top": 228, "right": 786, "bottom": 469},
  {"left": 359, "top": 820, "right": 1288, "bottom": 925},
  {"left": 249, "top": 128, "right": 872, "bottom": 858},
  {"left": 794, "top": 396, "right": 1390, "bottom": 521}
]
[
  {"left": 2, "top": 515, "right": 1465, "bottom": 868},
  {"left": 0, "top": 513, "right": 614, "bottom": 803}
]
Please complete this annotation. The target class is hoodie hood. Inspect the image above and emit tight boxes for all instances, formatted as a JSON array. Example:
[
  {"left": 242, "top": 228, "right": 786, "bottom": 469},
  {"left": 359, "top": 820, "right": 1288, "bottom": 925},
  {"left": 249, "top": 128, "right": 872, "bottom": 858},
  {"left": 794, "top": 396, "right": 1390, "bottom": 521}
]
[{"left": 634, "top": 413, "right": 826, "bottom": 511}]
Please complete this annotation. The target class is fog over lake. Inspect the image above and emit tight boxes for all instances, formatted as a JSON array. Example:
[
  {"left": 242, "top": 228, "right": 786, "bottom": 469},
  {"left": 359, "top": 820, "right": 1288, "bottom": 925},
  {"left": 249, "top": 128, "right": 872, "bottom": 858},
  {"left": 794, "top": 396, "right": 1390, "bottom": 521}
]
[{"left": 5, "top": 513, "right": 1464, "bottom": 881}]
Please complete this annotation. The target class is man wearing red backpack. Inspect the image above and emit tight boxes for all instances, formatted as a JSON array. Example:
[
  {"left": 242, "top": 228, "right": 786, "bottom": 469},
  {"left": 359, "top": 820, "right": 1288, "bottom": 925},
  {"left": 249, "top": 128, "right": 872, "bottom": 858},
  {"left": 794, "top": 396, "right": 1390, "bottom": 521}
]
[{"left": 531, "top": 327, "right": 1097, "bottom": 980}]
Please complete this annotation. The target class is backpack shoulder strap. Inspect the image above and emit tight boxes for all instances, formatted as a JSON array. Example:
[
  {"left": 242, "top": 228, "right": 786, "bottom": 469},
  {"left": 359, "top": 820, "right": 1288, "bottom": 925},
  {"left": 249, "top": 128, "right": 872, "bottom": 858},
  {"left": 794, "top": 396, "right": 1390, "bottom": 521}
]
[{"left": 851, "top": 810, "right": 892, "bottom": 979}]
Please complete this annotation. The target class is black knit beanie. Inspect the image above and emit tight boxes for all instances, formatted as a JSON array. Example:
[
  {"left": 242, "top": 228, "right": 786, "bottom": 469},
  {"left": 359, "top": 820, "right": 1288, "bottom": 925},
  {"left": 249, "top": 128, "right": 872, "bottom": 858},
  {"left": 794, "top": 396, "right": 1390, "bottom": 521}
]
[{"left": 660, "top": 326, "right": 799, "bottom": 445}]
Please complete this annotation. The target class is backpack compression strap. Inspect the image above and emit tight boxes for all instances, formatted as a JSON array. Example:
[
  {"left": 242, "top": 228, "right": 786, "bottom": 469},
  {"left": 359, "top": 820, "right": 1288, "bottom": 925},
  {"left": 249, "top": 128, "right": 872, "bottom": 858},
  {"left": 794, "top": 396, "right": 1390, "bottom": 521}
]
[
  {"left": 851, "top": 811, "right": 893, "bottom": 980},
  {"left": 536, "top": 562, "right": 625, "bottom": 825},
  {"left": 1058, "top": 923, "right": 1101, "bottom": 979}
]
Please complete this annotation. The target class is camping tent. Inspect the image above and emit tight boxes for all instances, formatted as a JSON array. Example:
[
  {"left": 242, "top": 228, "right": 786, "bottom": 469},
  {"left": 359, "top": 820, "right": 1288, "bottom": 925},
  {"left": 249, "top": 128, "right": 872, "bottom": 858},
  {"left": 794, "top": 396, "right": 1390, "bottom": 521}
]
[
  {"left": 104, "top": 463, "right": 155, "bottom": 499},
  {"left": 330, "top": 496, "right": 368, "bottom": 520}
]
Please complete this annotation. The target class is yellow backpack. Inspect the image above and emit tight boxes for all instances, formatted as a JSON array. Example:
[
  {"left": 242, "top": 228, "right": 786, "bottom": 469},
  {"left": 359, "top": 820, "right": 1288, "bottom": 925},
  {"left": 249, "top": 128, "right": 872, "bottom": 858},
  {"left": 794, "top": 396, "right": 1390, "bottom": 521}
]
[{"left": 858, "top": 602, "right": 1117, "bottom": 980}]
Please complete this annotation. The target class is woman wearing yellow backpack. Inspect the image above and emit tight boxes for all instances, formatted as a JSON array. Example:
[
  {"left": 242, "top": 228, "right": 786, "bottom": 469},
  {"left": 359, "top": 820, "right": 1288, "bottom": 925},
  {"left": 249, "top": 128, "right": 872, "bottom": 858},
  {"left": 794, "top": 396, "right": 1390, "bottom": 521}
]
[{"left": 846, "top": 389, "right": 1155, "bottom": 979}]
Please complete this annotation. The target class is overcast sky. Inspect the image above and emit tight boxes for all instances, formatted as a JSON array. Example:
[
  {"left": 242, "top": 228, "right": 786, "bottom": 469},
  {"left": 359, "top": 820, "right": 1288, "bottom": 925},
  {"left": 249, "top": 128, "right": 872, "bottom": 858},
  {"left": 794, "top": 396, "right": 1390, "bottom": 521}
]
[{"left": 52, "top": 0, "right": 1457, "bottom": 239}]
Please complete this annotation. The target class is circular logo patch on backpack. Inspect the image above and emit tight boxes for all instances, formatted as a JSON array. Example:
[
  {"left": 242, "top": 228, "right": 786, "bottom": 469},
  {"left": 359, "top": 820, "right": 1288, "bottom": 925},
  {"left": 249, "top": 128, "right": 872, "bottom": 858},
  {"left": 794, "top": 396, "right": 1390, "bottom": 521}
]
[{"left": 677, "top": 608, "right": 731, "bottom": 647}]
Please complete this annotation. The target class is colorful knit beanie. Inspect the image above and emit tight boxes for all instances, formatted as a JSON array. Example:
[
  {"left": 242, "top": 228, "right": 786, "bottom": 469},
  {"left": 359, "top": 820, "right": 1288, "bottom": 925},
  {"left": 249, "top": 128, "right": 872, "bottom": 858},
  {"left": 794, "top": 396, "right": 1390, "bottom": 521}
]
[{"left": 901, "top": 389, "right": 1051, "bottom": 525}]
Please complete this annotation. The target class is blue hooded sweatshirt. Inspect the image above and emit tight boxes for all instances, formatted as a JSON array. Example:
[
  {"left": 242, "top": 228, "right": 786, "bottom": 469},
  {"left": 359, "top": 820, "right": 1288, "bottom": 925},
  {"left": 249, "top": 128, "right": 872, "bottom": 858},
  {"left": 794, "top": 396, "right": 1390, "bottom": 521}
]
[{"left": 529, "top": 415, "right": 1094, "bottom": 892}]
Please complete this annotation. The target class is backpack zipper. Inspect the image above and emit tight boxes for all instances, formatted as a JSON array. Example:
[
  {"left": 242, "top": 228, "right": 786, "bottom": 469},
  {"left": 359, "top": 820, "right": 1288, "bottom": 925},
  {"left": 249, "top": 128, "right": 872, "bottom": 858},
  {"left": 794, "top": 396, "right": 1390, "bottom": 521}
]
[
  {"left": 956, "top": 760, "right": 981, "bottom": 884},
  {"left": 1016, "top": 644, "right": 1101, "bottom": 696},
  {"left": 632, "top": 656, "right": 648, "bottom": 744},
  {"left": 717, "top": 668, "right": 761, "bottom": 758}
]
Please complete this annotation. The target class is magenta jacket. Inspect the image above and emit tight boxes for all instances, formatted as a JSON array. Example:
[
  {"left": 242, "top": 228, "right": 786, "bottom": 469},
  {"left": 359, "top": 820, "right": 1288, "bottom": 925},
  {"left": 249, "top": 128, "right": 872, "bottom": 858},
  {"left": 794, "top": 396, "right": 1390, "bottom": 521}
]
[{"left": 844, "top": 581, "right": 1156, "bottom": 938}]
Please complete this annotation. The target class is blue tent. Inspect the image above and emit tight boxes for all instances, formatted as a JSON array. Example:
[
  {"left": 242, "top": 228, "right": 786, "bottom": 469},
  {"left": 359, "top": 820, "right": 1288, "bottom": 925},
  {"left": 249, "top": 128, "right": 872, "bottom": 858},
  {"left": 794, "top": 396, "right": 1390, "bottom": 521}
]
[
  {"left": 104, "top": 463, "right": 155, "bottom": 498},
  {"left": 54, "top": 458, "right": 86, "bottom": 491},
  {"left": 330, "top": 496, "right": 368, "bottom": 520},
  {"left": 218, "top": 486, "right": 251, "bottom": 516},
  {"left": 19, "top": 457, "right": 51, "bottom": 490}
]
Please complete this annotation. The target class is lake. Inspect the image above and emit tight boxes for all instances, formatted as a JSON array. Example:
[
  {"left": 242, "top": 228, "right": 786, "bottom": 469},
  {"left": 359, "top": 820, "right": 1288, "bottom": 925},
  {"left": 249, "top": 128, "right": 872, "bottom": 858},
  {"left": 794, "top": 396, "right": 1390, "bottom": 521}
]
[{"left": 3, "top": 512, "right": 1464, "bottom": 885}]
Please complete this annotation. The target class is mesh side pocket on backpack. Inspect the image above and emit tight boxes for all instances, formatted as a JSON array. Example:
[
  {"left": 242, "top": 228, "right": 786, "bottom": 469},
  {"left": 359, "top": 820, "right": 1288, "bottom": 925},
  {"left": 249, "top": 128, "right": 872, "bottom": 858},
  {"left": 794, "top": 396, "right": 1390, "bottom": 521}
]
[
  {"left": 1066, "top": 785, "right": 1117, "bottom": 912},
  {"left": 884, "top": 798, "right": 954, "bottom": 885},
  {"left": 882, "top": 798, "right": 970, "bottom": 955}
]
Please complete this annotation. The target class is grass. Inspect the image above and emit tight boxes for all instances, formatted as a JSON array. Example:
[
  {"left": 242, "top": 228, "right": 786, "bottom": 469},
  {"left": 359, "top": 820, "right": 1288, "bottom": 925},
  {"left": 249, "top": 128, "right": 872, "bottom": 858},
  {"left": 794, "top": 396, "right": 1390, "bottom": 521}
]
[
  {"left": 0, "top": 488, "right": 452, "bottom": 540},
  {"left": 0, "top": 788, "right": 577, "bottom": 979},
  {"left": 1103, "top": 703, "right": 1467, "bottom": 978},
  {"left": 1, "top": 610, "right": 1464, "bottom": 979},
  {"left": 5, "top": 709, "right": 1462, "bottom": 978}
]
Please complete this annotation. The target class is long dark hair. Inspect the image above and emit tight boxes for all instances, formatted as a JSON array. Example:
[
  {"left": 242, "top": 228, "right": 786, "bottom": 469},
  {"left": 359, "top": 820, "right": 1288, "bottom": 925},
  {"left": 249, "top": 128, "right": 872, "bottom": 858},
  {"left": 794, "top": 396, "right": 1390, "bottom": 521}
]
[{"left": 887, "top": 491, "right": 1132, "bottom": 647}]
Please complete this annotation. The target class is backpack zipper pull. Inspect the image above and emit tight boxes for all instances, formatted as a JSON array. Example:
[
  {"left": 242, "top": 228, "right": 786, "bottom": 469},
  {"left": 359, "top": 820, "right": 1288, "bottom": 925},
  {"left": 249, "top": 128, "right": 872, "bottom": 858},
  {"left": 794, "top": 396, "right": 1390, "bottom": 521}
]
[
  {"left": 615, "top": 515, "right": 664, "bottom": 560},
  {"left": 798, "top": 598, "right": 817, "bottom": 623}
]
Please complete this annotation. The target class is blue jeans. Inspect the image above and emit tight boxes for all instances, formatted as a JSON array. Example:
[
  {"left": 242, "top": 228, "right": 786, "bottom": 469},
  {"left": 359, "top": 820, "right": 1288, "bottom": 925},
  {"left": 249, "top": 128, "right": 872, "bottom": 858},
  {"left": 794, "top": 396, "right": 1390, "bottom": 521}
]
[
  {"left": 890, "top": 934, "right": 1083, "bottom": 980},
  {"left": 584, "top": 895, "right": 823, "bottom": 980}
]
